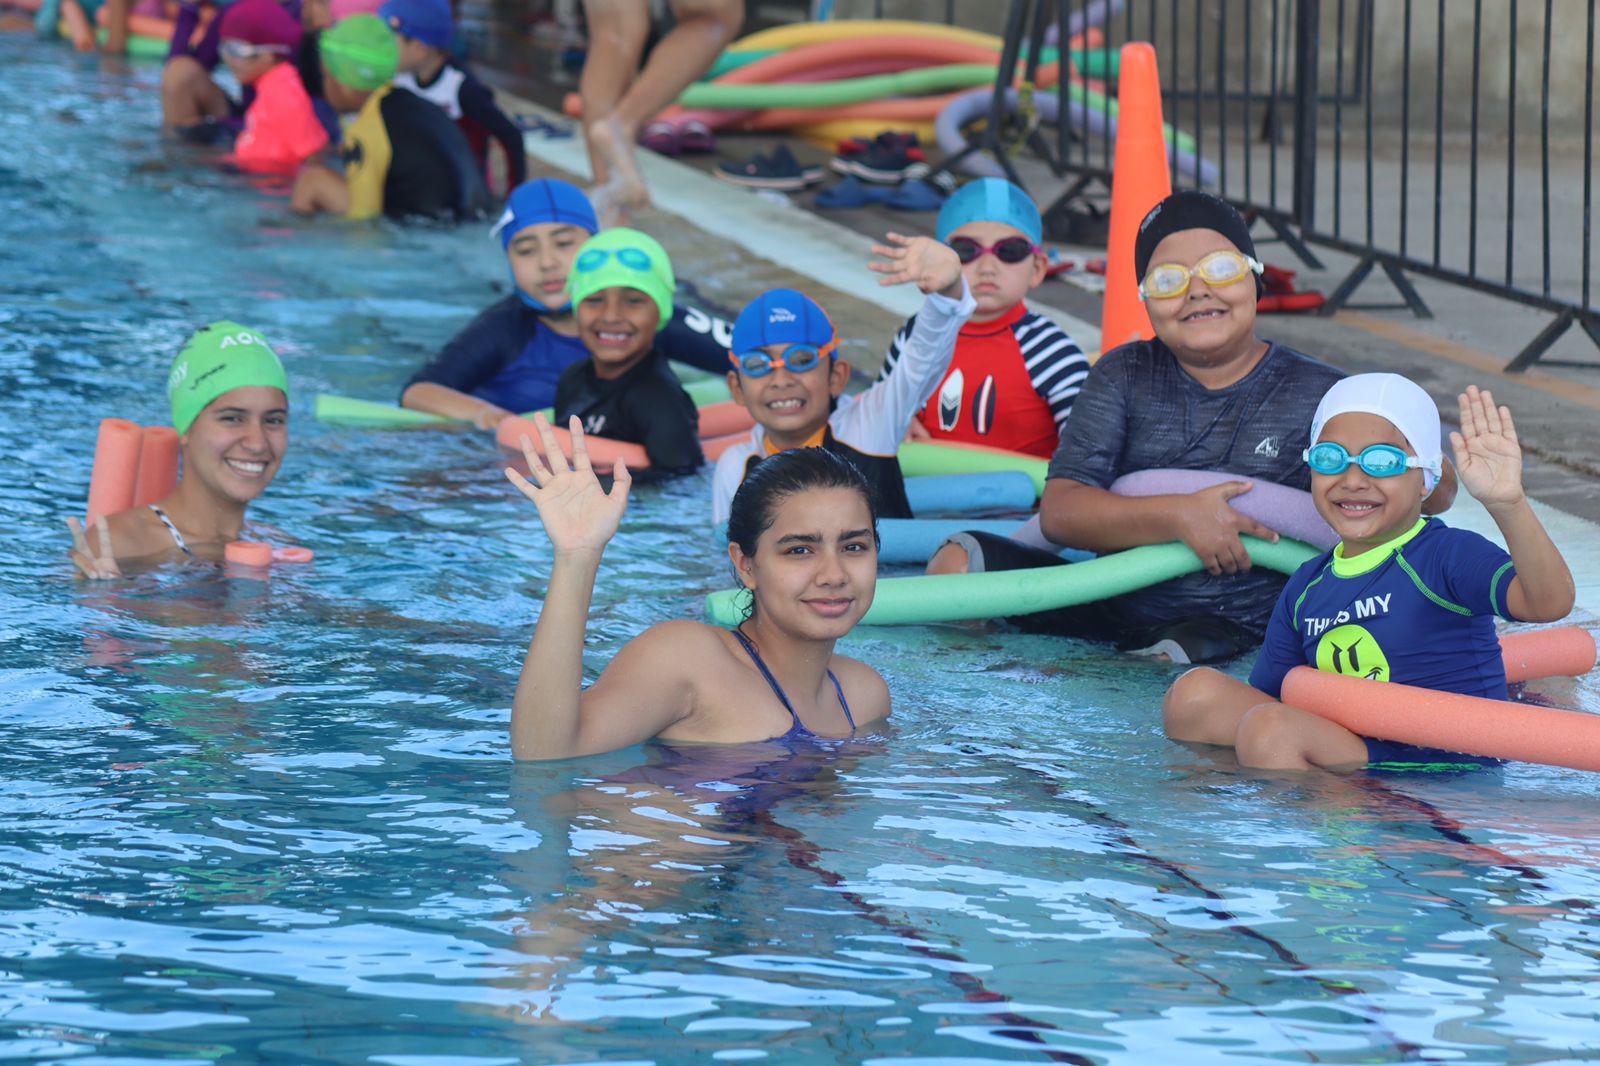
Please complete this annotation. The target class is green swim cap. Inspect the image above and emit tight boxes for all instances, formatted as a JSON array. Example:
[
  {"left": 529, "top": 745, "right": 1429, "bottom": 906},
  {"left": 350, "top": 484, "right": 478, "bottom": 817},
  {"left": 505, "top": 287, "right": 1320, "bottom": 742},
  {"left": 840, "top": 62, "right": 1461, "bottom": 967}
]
[
  {"left": 168, "top": 321, "right": 289, "bottom": 434},
  {"left": 567, "top": 228, "right": 675, "bottom": 331},
  {"left": 319, "top": 13, "right": 398, "bottom": 92}
]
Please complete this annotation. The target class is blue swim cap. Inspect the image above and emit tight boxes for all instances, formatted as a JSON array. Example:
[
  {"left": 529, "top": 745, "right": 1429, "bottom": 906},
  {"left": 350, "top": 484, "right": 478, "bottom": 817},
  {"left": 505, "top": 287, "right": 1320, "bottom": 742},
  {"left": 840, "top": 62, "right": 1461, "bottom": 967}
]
[
  {"left": 379, "top": 0, "right": 453, "bottom": 49},
  {"left": 731, "top": 289, "right": 836, "bottom": 356},
  {"left": 492, "top": 178, "right": 598, "bottom": 250},
  {"left": 935, "top": 178, "right": 1043, "bottom": 244},
  {"left": 493, "top": 179, "right": 599, "bottom": 312}
]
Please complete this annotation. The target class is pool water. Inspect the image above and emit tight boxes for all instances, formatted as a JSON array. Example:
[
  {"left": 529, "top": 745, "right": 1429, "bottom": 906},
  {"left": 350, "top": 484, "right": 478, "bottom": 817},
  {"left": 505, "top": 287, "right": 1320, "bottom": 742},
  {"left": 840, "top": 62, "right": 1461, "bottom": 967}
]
[{"left": 5, "top": 37, "right": 1600, "bottom": 1066}]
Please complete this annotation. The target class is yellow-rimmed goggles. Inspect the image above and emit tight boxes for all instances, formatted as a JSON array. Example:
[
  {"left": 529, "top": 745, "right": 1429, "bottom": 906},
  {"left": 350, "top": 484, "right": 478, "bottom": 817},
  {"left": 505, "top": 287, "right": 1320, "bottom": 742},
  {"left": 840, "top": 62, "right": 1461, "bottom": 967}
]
[{"left": 1138, "top": 249, "right": 1265, "bottom": 301}]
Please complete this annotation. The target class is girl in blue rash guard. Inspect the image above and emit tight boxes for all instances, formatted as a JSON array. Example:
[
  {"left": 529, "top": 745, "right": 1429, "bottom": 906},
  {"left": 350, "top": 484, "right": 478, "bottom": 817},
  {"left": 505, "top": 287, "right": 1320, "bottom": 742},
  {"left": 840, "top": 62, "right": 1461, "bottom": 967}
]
[
  {"left": 1162, "top": 374, "right": 1576, "bottom": 772},
  {"left": 400, "top": 178, "right": 732, "bottom": 429}
]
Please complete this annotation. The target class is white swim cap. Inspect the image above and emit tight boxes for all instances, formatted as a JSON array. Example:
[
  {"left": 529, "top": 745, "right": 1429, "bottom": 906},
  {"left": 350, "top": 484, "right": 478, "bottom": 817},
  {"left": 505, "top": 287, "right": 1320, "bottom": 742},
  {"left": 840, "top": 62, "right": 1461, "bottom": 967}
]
[{"left": 1309, "top": 373, "right": 1442, "bottom": 491}]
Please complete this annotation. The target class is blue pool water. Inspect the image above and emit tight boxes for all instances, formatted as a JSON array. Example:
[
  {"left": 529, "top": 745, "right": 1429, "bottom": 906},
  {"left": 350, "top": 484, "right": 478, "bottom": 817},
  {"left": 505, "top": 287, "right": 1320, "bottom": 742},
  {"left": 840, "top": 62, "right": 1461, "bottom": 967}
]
[{"left": 5, "top": 37, "right": 1600, "bottom": 1065}]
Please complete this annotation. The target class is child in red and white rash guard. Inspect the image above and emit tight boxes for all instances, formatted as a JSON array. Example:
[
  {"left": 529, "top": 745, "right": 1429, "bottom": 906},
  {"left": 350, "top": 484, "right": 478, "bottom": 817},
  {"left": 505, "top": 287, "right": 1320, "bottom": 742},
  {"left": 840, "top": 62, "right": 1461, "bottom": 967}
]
[{"left": 879, "top": 178, "right": 1088, "bottom": 459}]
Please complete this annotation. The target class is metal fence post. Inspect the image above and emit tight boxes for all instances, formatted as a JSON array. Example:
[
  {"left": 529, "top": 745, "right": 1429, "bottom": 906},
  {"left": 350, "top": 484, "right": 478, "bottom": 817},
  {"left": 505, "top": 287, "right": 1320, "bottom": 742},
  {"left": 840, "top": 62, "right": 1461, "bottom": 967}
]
[{"left": 1292, "top": 0, "right": 1321, "bottom": 231}]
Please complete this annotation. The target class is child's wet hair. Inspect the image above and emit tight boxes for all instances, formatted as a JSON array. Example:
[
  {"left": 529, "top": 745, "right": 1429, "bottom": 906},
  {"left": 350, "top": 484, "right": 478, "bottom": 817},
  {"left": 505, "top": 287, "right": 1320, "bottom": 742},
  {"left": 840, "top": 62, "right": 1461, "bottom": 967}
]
[{"left": 727, "top": 448, "right": 880, "bottom": 560}]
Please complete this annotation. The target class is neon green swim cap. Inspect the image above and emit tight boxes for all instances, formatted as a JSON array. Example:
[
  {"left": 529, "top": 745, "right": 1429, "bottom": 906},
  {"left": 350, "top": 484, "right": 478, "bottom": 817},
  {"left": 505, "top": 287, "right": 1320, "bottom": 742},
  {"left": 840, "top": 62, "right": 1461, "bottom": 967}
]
[
  {"left": 567, "top": 228, "right": 675, "bottom": 331},
  {"left": 319, "top": 13, "right": 398, "bottom": 92},
  {"left": 168, "top": 321, "right": 289, "bottom": 434}
]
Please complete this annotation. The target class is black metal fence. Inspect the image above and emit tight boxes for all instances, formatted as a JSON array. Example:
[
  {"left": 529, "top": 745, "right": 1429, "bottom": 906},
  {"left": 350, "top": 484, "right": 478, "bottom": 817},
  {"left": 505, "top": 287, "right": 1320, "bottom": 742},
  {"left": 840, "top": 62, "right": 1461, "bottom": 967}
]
[{"left": 964, "top": 0, "right": 1599, "bottom": 370}]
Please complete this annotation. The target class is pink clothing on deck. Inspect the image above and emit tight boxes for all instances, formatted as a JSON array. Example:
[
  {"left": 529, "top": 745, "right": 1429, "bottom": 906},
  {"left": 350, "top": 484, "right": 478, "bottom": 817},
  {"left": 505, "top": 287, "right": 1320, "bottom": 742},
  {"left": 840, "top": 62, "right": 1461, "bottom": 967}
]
[{"left": 229, "top": 61, "right": 329, "bottom": 174}]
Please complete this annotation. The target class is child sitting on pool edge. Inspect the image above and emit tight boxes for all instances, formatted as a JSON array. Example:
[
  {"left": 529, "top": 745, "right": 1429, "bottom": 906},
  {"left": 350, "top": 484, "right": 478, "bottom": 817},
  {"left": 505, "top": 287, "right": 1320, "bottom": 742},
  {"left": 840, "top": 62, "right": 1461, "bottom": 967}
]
[
  {"left": 547, "top": 228, "right": 703, "bottom": 480},
  {"left": 290, "top": 13, "right": 491, "bottom": 222},
  {"left": 68, "top": 322, "right": 291, "bottom": 578},
  {"left": 380, "top": 0, "right": 526, "bottom": 196},
  {"left": 219, "top": 0, "right": 329, "bottom": 175},
  {"left": 1163, "top": 374, "right": 1575, "bottom": 772},
  {"left": 879, "top": 178, "right": 1088, "bottom": 460},
  {"left": 400, "top": 179, "right": 731, "bottom": 428},
  {"left": 712, "top": 234, "right": 973, "bottom": 524}
]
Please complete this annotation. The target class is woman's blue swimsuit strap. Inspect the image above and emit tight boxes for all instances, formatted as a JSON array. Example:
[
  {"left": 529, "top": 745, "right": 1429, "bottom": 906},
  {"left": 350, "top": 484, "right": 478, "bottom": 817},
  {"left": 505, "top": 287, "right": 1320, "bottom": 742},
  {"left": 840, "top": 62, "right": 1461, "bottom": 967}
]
[{"left": 732, "top": 628, "right": 856, "bottom": 740}]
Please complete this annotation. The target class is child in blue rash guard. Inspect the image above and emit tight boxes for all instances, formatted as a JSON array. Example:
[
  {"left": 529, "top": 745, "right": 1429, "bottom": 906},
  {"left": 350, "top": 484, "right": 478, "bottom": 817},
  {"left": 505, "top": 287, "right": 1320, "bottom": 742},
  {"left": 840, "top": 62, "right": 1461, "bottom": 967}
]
[
  {"left": 1162, "top": 374, "right": 1576, "bottom": 772},
  {"left": 401, "top": 178, "right": 732, "bottom": 428},
  {"left": 552, "top": 228, "right": 703, "bottom": 480},
  {"left": 712, "top": 234, "right": 974, "bottom": 524}
]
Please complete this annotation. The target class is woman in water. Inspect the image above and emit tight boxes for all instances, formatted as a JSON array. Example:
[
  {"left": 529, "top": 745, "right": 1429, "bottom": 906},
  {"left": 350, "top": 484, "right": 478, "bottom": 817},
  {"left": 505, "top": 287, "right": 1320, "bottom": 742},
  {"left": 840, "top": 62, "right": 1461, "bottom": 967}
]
[
  {"left": 68, "top": 320, "right": 290, "bottom": 578},
  {"left": 504, "top": 413, "right": 888, "bottom": 760}
]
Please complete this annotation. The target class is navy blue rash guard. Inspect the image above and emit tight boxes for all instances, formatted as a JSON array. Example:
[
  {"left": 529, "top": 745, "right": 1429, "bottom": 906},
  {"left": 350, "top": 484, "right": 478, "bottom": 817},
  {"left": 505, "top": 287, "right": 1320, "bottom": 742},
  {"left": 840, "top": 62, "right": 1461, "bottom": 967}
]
[
  {"left": 403, "top": 295, "right": 733, "bottom": 414},
  {"left": 1249, "top": 517, "right": 1520, "bottom": 702}
]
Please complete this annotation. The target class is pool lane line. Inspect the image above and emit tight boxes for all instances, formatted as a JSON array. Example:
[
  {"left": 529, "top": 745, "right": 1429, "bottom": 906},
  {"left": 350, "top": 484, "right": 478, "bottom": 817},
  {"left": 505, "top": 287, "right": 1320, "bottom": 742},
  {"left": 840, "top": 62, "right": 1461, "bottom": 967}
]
[
  {"left": 947, "top": 743, "right": 1424, "bottom": 1057},
  {"left": 747, "top": 803, "right": 1097, "bottom": 1066}
]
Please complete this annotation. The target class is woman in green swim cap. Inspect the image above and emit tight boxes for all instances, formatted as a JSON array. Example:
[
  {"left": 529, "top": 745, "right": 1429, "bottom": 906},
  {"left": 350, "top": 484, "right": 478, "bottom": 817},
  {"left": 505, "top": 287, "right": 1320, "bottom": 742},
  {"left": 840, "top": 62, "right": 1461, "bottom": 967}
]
[{"left": 68, "top": 321, "right": 291, "bottom": 578}]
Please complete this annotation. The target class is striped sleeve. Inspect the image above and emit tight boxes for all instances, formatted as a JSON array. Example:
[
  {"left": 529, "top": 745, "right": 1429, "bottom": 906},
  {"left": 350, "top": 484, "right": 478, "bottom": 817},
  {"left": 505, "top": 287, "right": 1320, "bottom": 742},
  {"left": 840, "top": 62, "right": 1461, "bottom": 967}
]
[
  {"left": 1013, "top": 313, "right": 1090, "bottom": 426},
  {"left": 876, "top": 315, "right": 917, "bottom": 381}
]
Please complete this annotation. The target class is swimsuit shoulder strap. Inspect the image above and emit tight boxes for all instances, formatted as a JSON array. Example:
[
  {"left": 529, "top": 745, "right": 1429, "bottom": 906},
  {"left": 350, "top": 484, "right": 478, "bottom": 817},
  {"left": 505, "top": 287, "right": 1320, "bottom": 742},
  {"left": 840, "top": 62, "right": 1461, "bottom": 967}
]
[
  {"left": 825, "top": 670, "right": 856, "bottom": 731},
  {"left": 732, "top": 628, "right": 803, "bottom": 727},
  {"left": 147, "top": 504, "right": 193, "bottom": 556}
]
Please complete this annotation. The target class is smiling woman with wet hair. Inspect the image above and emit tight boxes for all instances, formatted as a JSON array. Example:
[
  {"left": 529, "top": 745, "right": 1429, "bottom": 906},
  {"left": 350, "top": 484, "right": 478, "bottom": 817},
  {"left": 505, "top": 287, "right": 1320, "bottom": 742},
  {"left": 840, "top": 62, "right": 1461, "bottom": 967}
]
[
  {"left": 68, "top": 321, "right": 291, "bottom": 579},
  {"left": 503, "top": 415, "right": 888, "bottom": 761}
]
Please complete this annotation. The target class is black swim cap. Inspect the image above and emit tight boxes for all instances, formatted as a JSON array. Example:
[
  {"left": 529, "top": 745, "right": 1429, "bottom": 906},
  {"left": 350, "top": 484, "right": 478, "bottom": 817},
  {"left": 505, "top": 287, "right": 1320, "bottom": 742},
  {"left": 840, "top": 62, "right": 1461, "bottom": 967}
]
[{"left": 1133, "top": 190, "right": 1257, "bottom": 284}]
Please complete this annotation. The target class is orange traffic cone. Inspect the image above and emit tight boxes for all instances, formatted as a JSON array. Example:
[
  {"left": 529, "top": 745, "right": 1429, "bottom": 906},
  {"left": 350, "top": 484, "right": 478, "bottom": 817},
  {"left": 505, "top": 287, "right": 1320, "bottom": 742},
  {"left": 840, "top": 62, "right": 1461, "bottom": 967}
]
[{"left": 1099, "top": 42, "right": 1173, "bottom": 355}]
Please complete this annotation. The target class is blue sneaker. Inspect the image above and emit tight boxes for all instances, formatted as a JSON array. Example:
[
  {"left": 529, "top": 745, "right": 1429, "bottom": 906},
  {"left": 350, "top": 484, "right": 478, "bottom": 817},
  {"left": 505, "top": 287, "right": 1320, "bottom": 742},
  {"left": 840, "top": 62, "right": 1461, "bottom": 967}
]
[
  {"left": 884, "top": 176, "right": 950, "bottom": 212},
  {"left": 815, "top": 175, "right": 891, "bottom": 209},
  {"left": 715, "top": 145, "right": 824, "bottom": 191}
]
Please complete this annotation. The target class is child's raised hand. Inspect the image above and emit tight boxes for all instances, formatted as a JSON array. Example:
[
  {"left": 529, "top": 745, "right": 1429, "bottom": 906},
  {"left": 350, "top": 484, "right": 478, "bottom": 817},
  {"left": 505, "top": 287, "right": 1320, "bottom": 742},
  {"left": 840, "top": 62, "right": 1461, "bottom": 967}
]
[
  {"left": 505, "top": 413, "right": 631, "bottom": 557},
  {"left": 1450, "top": 385, "right": 1525, "bottom": 511},
  {"left": 868, "top": 233, "right": 964, "bottom": 296},
  {"left": 67, "top": 516, "right": 122, "bottom": 580}
]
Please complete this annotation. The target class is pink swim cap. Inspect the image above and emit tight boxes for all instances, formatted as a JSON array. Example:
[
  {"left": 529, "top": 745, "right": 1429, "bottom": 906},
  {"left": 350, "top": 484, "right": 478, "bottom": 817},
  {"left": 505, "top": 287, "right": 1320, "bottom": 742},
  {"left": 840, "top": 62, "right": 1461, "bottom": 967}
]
[
  {"left": 329, "top": 0, "right": 386, "bottom": 23},
  {"left": 219, "top": 0, "right": 302, "bottom": 48}
]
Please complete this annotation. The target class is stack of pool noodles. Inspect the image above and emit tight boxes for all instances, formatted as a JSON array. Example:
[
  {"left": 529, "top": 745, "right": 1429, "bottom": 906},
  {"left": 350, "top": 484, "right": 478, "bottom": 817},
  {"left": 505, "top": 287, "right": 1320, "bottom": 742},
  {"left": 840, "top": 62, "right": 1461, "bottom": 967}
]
[
  {"left": 559, "top": 16, "right": 1210, "bottom": 163},
  {"left": 86, "top": 418, "right": 179, "bottom": 525}
]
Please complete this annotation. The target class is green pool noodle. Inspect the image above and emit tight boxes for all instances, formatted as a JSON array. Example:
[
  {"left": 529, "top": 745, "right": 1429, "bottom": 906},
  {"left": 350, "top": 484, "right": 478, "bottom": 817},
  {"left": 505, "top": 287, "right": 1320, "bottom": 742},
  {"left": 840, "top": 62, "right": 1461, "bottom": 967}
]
[
  {"left": 896, "top": 441, "right": 1048, "bottom": 496},
  {"left": 315, "top": 377, "right": 727, "bottom": 428},
  {"left": 679, "top": 64, "right": 1001, "bottom": 110},
  {"left": 705, "top": 48, "right": 780, "bottom": 79},
  {"left": 703, "top": 536, "right": 1319, "bottom": 627}
]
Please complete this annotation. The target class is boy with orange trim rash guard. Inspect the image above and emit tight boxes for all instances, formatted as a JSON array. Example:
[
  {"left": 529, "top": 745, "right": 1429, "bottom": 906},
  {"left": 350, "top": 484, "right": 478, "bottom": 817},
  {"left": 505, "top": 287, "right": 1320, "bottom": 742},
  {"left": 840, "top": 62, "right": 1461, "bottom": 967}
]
[
  {"left": 219, "top": 0, "right": 329, "bottom": 175},
  {"left": 712, "top": 234, "right": 974, "bottom": 525},
  {"left": 878, "top": 179, "right": 1089, "bottom": 459}
]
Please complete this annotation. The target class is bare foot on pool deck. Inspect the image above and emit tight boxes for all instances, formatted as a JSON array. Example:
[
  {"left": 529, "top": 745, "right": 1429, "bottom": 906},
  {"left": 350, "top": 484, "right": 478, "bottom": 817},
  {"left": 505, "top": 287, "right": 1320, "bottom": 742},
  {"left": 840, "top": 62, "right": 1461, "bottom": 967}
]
[{"left": 587, "top": 115, "right": 651, "bottom": 226}]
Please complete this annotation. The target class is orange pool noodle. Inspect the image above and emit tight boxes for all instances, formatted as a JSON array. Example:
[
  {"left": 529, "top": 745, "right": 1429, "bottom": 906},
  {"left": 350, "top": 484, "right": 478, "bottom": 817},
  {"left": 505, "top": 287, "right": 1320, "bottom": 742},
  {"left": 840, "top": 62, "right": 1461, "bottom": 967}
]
[
  {"left": 696, "top": 401, "right": 757, "bottom": 438},
  {"left": 225, "top": 541, "right": 274, "bottom": 567},
  {"left": 271, "top": 546, "right": 315, "bottom": 564},
  {"left": 496, "top": 415, "right": 650, "bottom": 471},
  {"left": 1500, "top": 627, "right": 1598, "bottom": 683},
  {"left": 87, "top": 419, "right": 144, "bottom": 525},
  {"left": 703, "top": 432, "right": 754, "bottom": 462},
  {"left": 132, "top": 426, "right": 180, "bottom": 508},
  {"left": 1283, "top": 628, "right": 1600, "bottom": 771}
]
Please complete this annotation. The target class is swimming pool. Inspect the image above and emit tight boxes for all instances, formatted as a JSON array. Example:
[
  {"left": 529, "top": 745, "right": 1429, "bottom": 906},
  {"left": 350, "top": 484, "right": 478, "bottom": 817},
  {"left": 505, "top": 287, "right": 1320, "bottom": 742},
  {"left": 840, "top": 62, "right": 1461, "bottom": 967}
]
[{"left": 5, "top": 36, "right": 1600, "bottom": 1065}]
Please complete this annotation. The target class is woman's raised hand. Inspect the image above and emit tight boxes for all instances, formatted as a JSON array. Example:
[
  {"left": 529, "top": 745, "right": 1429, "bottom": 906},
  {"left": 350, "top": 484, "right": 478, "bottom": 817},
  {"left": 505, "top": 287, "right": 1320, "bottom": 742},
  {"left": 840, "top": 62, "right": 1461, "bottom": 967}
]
[
  {"left": 67, "top": 516, "right": 122, "bottom": 580},
  {"left": 1450, "top": 385, "right": 1525, "bottom": 511},
  {"left": 505, "top": 413, "right": 631, "bottom": 556},
  {"left": 868, "top": 232, "right": 964, "bottom": 295}
]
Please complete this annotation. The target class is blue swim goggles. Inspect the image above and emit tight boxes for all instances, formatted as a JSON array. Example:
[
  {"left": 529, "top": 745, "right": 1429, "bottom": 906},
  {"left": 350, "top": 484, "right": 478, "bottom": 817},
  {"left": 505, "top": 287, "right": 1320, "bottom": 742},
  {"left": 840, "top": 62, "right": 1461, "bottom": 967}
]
[
  {"left": 1304, "top": 441, "right": 1436, "bottom": 478},
  {"left": 729, "top": 342, "right": 836, "bottom": 378},
  {"left": 575, "top": 247, "right": 654, "bottom": 272}
]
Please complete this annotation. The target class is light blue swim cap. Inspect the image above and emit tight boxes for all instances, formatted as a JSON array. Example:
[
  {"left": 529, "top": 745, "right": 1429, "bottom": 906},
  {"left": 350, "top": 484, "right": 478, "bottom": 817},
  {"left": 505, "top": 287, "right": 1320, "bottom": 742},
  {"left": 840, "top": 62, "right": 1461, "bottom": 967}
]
[{"left": 936, "top": 178, "right": 1043, "bottom": 245}]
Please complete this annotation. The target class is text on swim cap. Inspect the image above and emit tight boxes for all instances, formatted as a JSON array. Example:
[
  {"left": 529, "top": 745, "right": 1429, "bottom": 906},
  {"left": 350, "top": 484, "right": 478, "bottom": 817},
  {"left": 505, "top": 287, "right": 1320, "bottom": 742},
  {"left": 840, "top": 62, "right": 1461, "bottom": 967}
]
[{"left": 768, "top": 307, "right": 797, "bottom": 324}]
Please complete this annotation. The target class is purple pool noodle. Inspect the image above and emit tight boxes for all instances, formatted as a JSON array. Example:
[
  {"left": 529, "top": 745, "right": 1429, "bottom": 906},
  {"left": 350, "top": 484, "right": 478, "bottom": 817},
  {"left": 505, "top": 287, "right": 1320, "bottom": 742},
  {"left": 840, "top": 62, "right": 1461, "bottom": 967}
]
[{"left": 1109, "top": 469, "right": 1337, "bottom": 550}]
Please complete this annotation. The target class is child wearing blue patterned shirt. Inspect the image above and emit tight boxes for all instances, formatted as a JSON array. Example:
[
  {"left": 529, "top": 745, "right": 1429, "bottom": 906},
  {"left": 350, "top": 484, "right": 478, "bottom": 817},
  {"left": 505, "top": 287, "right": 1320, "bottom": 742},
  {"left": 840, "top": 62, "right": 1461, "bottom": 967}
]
[{"left": 1162, "top": 373, "right": 1575, "bottom": 771}]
